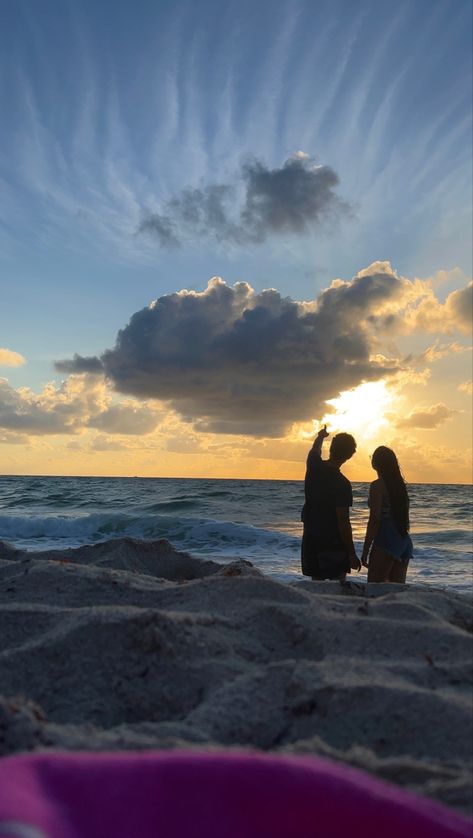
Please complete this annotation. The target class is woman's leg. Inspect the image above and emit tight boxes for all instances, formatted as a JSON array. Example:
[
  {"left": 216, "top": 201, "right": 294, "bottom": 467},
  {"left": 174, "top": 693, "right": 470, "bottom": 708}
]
[
  {"left": 367, "top": 546, "right": 394, "bottom": 582},
  {"left": 389, "top": 559, "right": 409, "bottom": 583}
]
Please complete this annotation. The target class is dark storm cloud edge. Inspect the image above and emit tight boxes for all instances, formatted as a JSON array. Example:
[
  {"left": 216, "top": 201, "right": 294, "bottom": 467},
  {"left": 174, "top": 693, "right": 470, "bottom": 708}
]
[
  {"left": 55, "top": 264, "right": 414, "bottom": 437},
  {"left": 138, "top": 156, "right": 349, "bottom": 247}
]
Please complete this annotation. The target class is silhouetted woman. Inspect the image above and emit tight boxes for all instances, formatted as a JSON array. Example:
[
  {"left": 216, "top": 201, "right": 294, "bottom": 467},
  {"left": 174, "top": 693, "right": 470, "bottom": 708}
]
[{"left": 361, "top": 446, "right": 413, "bottom": 583}]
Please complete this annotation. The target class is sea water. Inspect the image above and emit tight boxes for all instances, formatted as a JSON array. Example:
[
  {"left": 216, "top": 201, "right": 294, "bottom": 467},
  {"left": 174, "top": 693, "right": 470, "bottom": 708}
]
[{"left": 0, "top": 476, "right": 471, "bottom": 594}]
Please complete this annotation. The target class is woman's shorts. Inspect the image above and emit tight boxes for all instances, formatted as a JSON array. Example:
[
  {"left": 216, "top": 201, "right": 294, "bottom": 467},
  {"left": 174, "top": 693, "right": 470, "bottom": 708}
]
[{"left": 373, "top": 517, "right": 413, "bottom": 562}]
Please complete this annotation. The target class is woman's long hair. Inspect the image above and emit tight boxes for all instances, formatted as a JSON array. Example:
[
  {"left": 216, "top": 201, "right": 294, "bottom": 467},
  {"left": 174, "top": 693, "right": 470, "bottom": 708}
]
[{"left": 372, "top": 446, "right": 410, "bottom": 535}]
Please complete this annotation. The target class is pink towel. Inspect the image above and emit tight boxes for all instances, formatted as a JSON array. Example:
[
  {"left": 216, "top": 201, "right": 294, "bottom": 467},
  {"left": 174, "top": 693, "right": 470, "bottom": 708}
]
[{"left": 0, "top": 750, "right": 470, "bottom": 837}]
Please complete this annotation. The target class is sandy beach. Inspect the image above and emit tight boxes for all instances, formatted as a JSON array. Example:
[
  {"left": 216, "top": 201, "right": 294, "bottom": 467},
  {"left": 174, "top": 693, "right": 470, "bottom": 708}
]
[{"left": 0, "top": 537, "right": 471, "bottom": 815}]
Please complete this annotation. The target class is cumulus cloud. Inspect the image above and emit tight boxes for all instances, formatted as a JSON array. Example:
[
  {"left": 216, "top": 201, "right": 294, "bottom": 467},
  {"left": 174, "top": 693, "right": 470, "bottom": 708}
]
[
  {"left": 396, "top": 403, "right": 459, "bottom": 429},
  {"left": 0, "top": 377, "right": 81, "bottom": 435},
  {"left": 443, "top": 282, "right": 473, "bottom": 334},
  {"left": 0, "top": 375, "right": 160, "bottom": 437},
  {"left": 0, "top": 348, "right": 26, "bottom": 367},
  {"left": 458, "top": 380, "right": 473, "bottom": 395},
  {"left": 89, "top": 403, "right": 161, "bottom": 435},
  {"left": 53, "top": 262, "right": 473, "bottom": 437},
  {"left": 383, "top": 279, "right": 473, "bottom": 336},
  {"left": 56, "top": 265, "right": 410, "bottom": 436},
  {"left": 138, "top": 156, "right": 348, "bottom": 247}
]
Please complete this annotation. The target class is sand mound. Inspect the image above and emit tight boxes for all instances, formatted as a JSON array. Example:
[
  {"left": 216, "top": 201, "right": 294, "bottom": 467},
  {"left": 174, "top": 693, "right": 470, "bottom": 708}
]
[
  {"left": 0, "top": 536, "right": 223, "bottom": 579},
  {"left": 0, "top": 538, "right": 471, "bottom": 814}
]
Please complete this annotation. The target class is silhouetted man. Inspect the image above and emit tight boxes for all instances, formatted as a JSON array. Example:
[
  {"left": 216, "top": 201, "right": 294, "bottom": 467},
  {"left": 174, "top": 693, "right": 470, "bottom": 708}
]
[{"left": 301, "top": 425, "right": 360, "bottom": 580}]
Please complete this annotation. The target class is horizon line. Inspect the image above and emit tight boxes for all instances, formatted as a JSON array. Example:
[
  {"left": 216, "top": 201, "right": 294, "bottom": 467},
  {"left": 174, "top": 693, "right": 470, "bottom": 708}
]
[{"left": 0, "top": 473, "right": 471, "bottom": 487}]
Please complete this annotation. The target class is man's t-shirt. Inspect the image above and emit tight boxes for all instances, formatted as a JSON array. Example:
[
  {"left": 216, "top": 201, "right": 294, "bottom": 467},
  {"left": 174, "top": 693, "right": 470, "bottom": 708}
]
[{"left": 302, "top": 450, "right": 353, "bottom": 550}]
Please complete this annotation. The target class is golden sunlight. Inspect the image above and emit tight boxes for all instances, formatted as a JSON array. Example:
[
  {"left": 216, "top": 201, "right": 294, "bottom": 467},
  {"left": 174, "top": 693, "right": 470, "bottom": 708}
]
[{"left": 320, "top": 380, "right": 397, "bottom": 441}]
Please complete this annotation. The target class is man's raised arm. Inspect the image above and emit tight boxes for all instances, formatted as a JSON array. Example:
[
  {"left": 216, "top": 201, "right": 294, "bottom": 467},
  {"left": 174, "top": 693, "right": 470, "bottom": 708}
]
[{"left": 309, "top": 425, "right": 329, "bottom": 461}]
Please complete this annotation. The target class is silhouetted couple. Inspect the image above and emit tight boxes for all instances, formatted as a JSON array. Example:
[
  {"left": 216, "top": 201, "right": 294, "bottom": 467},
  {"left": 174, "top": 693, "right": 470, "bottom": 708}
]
[{"left": 301, "top": 426, "right": 412, "bottom": 583}]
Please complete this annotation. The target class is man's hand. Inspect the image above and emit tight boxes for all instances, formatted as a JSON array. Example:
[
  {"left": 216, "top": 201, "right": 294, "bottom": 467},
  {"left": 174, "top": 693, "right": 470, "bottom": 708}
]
[
  {"left": 350, "top": 553, "right": 362, "bottom": 572},
  {"left": 311, "top": 424, "right": 329, "bottom": 458},
  {"left": 361, "top": 551, "right": 369, "bottom": 568}
]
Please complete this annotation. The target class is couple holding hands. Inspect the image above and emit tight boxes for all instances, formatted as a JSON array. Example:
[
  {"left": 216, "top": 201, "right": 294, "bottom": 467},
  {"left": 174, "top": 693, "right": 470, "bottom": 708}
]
[{"left": 301, "top": 426, "right": 413, "bottom": 583}]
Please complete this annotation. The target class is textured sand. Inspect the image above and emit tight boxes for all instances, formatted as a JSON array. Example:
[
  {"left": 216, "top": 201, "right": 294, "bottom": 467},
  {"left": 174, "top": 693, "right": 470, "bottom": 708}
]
[{"left": 0, "top": 537, "right": 472, "bottom": 814}]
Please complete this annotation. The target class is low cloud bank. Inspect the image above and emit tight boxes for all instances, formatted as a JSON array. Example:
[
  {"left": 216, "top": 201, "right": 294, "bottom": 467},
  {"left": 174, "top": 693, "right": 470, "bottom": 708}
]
[
  {"left": 396, "top": 403, "right": 459, "bottom": 430},
  {"left": 0, "top": 376, "right": 160, "bottom": 437}
]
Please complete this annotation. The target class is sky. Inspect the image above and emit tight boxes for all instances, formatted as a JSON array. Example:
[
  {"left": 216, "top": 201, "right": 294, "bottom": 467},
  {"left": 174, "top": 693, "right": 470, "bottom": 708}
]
[{"left": 0, "top": 0, "right": 472, "bottom": 482}]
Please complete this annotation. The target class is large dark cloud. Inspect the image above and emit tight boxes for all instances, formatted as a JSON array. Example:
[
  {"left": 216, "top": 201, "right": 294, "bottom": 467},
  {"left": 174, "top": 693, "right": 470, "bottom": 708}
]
[
  {"left": 138, "top": 156, "right": 347, "bottom": 247},
  {"left": 55, "top": 264, "right": 406, "bottom": 437}
]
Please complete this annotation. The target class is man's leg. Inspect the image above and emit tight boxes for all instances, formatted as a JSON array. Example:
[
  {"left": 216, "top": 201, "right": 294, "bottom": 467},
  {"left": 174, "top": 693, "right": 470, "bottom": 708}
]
[{"left": 301, "top": 531, "right": 321, "bottom": 578}]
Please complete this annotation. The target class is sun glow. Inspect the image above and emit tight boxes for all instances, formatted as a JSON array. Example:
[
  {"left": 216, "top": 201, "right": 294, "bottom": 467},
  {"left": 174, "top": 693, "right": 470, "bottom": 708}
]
[{"left": 320, "top": 380, "right": 397, "bottom": 441}]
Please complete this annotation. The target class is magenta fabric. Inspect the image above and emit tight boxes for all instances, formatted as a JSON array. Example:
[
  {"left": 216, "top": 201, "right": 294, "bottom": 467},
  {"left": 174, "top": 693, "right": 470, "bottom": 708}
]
[{"left": 0, "top": 750, "right": 470, "bottom": 838}]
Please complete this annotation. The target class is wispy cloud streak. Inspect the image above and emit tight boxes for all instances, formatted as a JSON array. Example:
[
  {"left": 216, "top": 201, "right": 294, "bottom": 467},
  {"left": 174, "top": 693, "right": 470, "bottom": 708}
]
[{"left": 0, "top": 0, "right": 470, "bottom": 273}]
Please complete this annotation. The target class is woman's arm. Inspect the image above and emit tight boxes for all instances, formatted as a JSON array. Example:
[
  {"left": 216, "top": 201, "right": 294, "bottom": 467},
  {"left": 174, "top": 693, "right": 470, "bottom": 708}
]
[{"left": 361, "top": 481, "right": 382, "bottom": 567}]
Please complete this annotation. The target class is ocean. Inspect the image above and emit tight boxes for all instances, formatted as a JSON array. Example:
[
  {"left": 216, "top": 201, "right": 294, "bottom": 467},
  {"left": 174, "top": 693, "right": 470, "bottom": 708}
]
[{"left": 0, "top": 476, "right": 471, "bottom": 594}]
